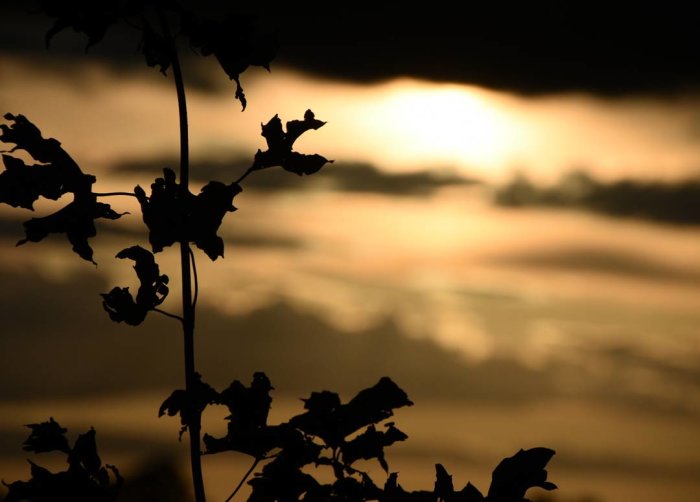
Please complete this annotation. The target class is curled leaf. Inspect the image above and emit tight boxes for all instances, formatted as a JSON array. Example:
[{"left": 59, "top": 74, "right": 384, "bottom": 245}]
[{"left": 101, "top": 245, "right": 169, "bottom": 326}]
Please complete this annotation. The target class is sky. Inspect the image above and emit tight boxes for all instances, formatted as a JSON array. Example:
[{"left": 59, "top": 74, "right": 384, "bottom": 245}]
[{"left": 2, "top": 3, "right": 700, "bottom": 502}]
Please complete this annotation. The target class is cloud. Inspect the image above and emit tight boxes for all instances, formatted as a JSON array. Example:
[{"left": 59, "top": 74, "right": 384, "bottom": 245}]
[
  {"left": 4, "top": 2, "right": 696, "bottom": 95},
  {"left": 112, "top": 157, "right": 477, "bottom": 196},
  {"left": 494, "top": 170, "right": 700, "bottom": 225}
]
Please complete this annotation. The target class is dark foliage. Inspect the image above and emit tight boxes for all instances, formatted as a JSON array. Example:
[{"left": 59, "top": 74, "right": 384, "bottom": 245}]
[
  {"left": 0, "top": 113, "right": 123, "bottom": 263},
  {"left": 2, "top": 419, "right": 122, "bottom": 502},
  {"left": 156, "top": 372, "right": 556, "bottom": 502},
  {"left": 0, "top": 2, "right": 558, "bottom": 502}
]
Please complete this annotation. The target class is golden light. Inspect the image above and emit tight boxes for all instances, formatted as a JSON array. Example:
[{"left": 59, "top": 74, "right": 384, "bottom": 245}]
[{"left": 371, "top": 81, "right": 523, "bottom": 172}]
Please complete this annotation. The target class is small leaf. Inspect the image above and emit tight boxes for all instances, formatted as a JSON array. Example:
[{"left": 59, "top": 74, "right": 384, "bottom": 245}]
[
  {"left": 253, "top": 110, "right": 333, "bottom": 175},
  {"left": 22, "top": 418, "right": 70, "bottom": 454},
  {"left": 487, "top": 447, "right": 557, "bottom": 500}
]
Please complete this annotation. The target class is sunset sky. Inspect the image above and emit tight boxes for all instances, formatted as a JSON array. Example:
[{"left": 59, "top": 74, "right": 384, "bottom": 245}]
[{"left": 1, "top": 3, "right": 700, "bottom": 502}]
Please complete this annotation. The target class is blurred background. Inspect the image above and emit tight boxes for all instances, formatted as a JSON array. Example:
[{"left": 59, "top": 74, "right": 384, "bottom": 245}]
[{"left": 1, "top": 3, "right": 700, "bottom": 501}]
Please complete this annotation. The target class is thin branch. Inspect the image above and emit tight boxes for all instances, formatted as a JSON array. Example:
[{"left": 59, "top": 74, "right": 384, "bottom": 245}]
[
  {"left": 157, "top": 6, "right": 206, "bottom": 502},
  {"left": 225, "top": 457, "right": 262, "bottom": 502},
  {"left": 93, "top": 191, "right": 139, "bottom": 198},
  {"left": 233, "top": 162, "right": 258, "bottom": 185},
  {"left": 189, "top": 247, "right": 199, "bottom": 310},
  {"left": 153, "top": 308, "right": 184, "bottom": 323}
]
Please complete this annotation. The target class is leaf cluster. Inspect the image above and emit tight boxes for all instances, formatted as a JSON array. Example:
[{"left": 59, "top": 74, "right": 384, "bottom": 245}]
[
  {"left": 2, "top": 418, "right": 122, "bottom": 502},
  {"left": 34, "top": 0, "right": 277, "bottom": 110},
  {"left": 0, "top": 113, "right": 124, "bottom": 264},
  {"left": 159, "top": 373, "right": 557, "bottom": 502}
]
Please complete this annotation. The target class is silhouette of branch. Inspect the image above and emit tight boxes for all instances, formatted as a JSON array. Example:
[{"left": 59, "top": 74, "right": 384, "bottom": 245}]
[
  {"left": 233, "top": 162, "right": 256, "bottom": 185},
  {"left": 156, "top": 6, "right": 205, "bottom": 502},
  {"left": 190, "top": 247, "right": 199, "bottom": 310},
  {"left": 153, "top": 308, "right": 184, "bottom": 323},
  {"left": 225, "top": 456, "right": 264, "bottom": 502},
  {"left": 94, "top": 191, "right": 138, "bottom": 198}
]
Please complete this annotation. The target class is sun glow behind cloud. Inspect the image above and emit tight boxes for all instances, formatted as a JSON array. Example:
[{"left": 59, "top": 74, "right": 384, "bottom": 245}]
[{"left": 2, "top": 55, "right": 700, "bottom": 184}]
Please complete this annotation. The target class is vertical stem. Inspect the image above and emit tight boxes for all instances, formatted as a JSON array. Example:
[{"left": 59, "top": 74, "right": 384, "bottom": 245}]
[{"left": 157, "top": 9, "right": 206, "bottom": 502}]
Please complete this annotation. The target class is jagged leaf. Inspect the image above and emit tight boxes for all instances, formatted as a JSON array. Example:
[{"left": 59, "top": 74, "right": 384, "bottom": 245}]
[
  {"left": 341, "top": 422, "right": 408, "bottom": 472},
  {"left": 1, "top": 113, "right": 122, "bottom": 263},
  {"left": 135, "top": 168, "right": 241, "bottom": 260},
  {"left": 290, "top": 377, "right": 413, "bottom": 448},
  {"left": 0, "top": 113, "right": 88, "bottom": 209},
  {"left": 18, "top": 195, "right": 123, "bottom": 264},
  {"left": 203, "top": 372, "right": 293, "bottom": 457},
  {"left": 22, "top": 418, "right": 70, "bottom": 454},
  {"left": 487, "top": 447, "right": 557, "bottom": 500},
  {"left": 253, "top": 110, "right": 333, "bottom": 175}
]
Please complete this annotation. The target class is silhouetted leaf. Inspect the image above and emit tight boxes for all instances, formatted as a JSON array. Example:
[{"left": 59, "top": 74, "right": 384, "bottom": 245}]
[
  {"left": 341, "top": 423, "right": 408, "bottom": 472},
  {"left": 487, "top": 447, "right": 557, "bottom": 501},
  {"left": 22, "top": 418, "right": 70, "bottom": 454},
  {"left": 1, "top": 113, "right": 123, "bottom": 262},
  {"left": 139, "top": 19, "right": 171, "bottom": 74},
  {"left": 183, "top": 13, "right": 278, "bottom": 110},
  {"left": 101, "top": 245, "right": 169, "bottom": 325},
  {"left": 340, "top": 377, "right": 414, "bottom": 440},
  {"left": 18, "top": 194, "right": 123, "bottom": 264},
  {"left": 434, "top": 463, "right": 454, "bottom": 501},
  {"left": 135, "top": 168, "right": 241, "bottom": 260},
  {"left": 203, "top": 372, "right": 294, "bottom": 458},
  {"left": 159, "top": 373, "right": 218, "bottom": 440},
  {"left": 253, "top": 110, "right": 333, "bottom": 175},
  {"left": 291, "top": 377, "right": 412, "bottom": 450},
  {"left": 248, "top": 458, "right": 319, "bottom": 502},
  {"left": 35, "top": 1, "right": 120, "bottom": 50},
  {"left": 68, "top": 428, "right": 102, "bottom": 477},
  {"left": 0, "top": 113, "right": 88, "bottom": 209},
  {"left": 4, "top": 422, "right": 122, "bottom": 502}
]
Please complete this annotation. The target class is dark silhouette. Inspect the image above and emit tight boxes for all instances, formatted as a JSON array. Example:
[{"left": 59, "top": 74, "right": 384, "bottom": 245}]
[{"left": 0, "top": 2, "right": 555, "bottom": 501}]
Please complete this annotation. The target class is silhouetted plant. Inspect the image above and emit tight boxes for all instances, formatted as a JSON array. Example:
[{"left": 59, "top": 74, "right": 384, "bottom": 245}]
[{"left": 0, "top": 2, "right": 557, "bottom": 501}]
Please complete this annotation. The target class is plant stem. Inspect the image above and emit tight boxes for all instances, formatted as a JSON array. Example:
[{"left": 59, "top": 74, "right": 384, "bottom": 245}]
[
  {"left": 157, "top": 8, "right": 206, "bottom": 502},
  {"left": 225, "top": 457, "right": 262, "bottom": 502}
]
